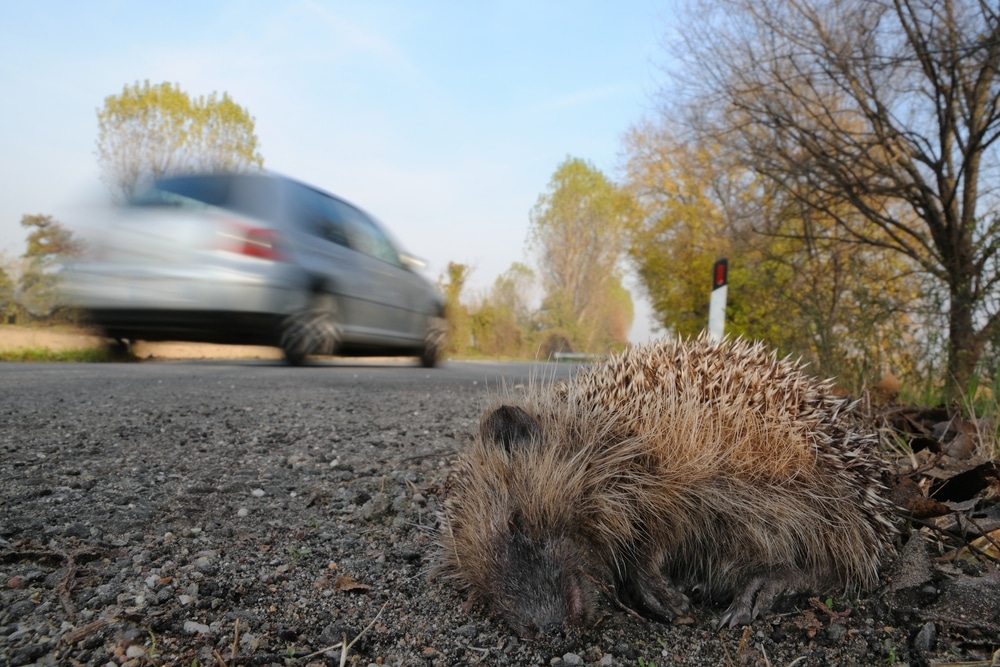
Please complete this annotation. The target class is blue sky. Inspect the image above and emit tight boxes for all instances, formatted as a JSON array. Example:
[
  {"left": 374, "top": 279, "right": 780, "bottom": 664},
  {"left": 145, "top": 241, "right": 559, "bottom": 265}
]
[{"left": 0, "top": 1, "right": 670, "bottom": 341}]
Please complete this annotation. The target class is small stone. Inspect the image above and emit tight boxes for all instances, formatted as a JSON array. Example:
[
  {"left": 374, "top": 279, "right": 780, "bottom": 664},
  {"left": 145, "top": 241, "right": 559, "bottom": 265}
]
[
  {"left": 184, "top": 620, "right": 211, "bottom": 635},
  {"left": 455, "top": 623, "right": 477, "bottom": 638},
  {"left": 357, "top": 493, "right": 391, "bottom": 521},
  {"left": 125, "top": 645, "right": 146, "bottom": 658},
  {"left": 599, "top": 655, "right": 614, "bottom": 666},
  {"left": 6, "top": 599, "right": 35, "bottom": 618},
  {"left": 251, "top": 488, "right": 265, "bottom": 497},
  {"left": 827, "top": 623, "right": 848, "bottom": 641},
  {"left": 397, "top": 549, "right": 421, "bottom": 563},
  {"left": 63, "top": 522, "right": 89, "bottom": 538},
  {"left": 237, "top": 507, "right": 249, "bottom": 517},
  {"left": 913, "top": 622, "right": 936, "bottom": 653},
  {"left": 286, "top": 454, "right": 310, "bottom": 468},
  {"left": 192, "top": 553, "right": 217, "bottom": 572},
  {"left": 562, "top": 653, "right": 583, "bottom": 665},
  {"left": 11, "top": 643, "right": 49, "bottom": 665}
]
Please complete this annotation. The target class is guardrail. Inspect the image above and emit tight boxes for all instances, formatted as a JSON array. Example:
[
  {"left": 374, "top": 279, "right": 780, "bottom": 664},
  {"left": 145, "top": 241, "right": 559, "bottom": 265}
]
[{"left": 551, "top": 352, "right": 605, "bottom": 362}]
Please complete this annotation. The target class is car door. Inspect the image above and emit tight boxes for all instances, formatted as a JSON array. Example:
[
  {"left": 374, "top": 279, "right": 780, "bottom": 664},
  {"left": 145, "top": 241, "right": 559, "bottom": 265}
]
[
  {"left": 283, "top": 184, "right": 367, "bottom": 335},
  {"left": 329, "top": 198, "right": 426, "bottom": 342}
]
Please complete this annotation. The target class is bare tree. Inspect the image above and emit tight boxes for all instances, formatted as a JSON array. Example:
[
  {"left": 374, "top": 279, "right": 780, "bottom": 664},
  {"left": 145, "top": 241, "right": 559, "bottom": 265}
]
[{"left": 667, "top": 0, "right": 1000, "bottom": 392}]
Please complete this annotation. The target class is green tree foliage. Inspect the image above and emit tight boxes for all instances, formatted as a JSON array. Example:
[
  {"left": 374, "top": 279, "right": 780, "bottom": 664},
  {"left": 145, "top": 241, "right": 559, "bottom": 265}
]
[
  {"left": 471, "top": 263, "right": 536, "bottom": 357},
  {"left": 623, "top": 120, "right": 926, "bottom": 390},
  {"left": 17, "top": 214, "right": 84, "bottom": 319},
  {"left": 0, "top": 260, "right": 15, "bottom": 324},
  {"left": 622, "top": 123, "right": 733, "bottom": 339},
  {"left": 22, "top": 214, "right": 84, "bottom": 258},
  {"left": 664, "top": 0, "right": 1000, "bottom": 393},
  {"left": 438, "top": 262, "right": 473, "bottom": 355},
  {"left": 583, "top": 274, "right": 633, "bottom": 352},
  {"left": 491, "top": 262, "right": 535, "bottom": 330},
  {"left": 529, "top": 157, "right": 635, "bottom": 352},
  {"left": 96, "top": 80, "right": 264, "bottom": 202}
]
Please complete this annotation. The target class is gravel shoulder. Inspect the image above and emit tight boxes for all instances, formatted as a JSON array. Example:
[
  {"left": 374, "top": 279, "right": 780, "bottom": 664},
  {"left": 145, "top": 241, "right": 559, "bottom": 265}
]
[{"left": 1, "top": 356, "right": 998, "bottom": 666}]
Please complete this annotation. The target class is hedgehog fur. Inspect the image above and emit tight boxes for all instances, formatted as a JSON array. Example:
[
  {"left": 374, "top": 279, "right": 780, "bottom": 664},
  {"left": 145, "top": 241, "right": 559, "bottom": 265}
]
[{"left": 434, "top": 336, "right": 899, "bottom": 635}]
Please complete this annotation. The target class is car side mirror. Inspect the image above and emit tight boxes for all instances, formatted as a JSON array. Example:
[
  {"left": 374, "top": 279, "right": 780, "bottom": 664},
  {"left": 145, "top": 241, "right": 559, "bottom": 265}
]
[{"left": 399, "top": 253, "right": 426, "bottom": 271}]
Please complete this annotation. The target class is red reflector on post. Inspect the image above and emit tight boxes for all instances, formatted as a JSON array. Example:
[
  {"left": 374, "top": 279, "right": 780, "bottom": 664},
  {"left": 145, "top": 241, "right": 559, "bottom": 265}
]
[{"left": 712, "top": 258, "right": 728, "bottom": 289}]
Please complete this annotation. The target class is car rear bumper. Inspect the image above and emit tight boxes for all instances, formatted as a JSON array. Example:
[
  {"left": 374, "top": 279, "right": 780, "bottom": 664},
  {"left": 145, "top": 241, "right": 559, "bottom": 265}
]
[{"left": 64, "top": 264, "right": 308, "bottom": 345}]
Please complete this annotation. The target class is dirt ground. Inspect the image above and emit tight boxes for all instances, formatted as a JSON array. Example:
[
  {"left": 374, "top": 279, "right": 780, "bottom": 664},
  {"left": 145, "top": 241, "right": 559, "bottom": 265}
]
[{"left": 0, "top": 325, "right": 283, "bottom": 360}]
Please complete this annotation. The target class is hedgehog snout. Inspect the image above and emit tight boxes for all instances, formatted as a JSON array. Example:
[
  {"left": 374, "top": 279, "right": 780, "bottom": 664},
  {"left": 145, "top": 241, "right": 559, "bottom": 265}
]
[{"left": 495, "top": 526, "right": 593, "bottom": 636}]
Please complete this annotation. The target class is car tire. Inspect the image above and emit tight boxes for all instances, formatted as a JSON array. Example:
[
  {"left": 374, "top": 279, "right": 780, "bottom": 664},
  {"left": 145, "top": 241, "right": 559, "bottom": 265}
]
[
  {"left": 280, "top": 294, "right": 341, "bottom": 366},
  {"left": 419, "top": 315, "right": 447, "bottom": 368}
]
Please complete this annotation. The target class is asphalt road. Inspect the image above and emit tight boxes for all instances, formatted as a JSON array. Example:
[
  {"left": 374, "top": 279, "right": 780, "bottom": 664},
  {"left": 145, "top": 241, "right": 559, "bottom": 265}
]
[
  {"left": 1, "top": 357, "right": 577, "bottom": 396},
  {"left": 0, "top": 357, "right": 603, "bottom": 666},
  {"left": 0, "top": 358, "right": 979, "bottom": 666},
  {"left": 0, "top": 358, "right": 580, "bottom": 447}
]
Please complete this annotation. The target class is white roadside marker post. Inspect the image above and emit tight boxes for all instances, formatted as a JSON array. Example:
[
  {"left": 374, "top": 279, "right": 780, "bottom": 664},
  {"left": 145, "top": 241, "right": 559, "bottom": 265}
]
[{"left": 708, "top": 258, "right": 727, "bottom": 342}]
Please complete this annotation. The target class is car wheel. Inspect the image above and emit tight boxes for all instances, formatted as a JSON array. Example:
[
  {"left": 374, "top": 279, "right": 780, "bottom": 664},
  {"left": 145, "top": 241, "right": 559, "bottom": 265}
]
[
  {"left": 419, "top": 315, "right": 447, "bottom": 368},
  {"left": 280, "top": 294, "right": 341, "bottom": 366}
]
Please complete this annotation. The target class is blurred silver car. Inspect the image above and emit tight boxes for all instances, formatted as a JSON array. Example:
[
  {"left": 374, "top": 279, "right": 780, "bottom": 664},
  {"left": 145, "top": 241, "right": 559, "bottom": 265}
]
[{"left": 65, "top": 172, "right": 447, "bottom": 366}]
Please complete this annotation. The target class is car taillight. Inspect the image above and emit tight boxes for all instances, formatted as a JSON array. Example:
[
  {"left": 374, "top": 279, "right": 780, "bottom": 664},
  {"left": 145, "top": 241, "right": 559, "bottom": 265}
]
[
  {"left": 220, "top": 223, "right": 285, "bottom": 261},
  {"left": 242, "top": 228, "right": 284, "bottom": 260}
]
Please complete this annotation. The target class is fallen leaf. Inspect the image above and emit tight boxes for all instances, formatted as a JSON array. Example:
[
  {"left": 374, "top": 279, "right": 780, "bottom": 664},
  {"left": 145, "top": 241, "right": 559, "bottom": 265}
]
[{"left": 333, "top": 574, "right": 371, "bottom": 593}]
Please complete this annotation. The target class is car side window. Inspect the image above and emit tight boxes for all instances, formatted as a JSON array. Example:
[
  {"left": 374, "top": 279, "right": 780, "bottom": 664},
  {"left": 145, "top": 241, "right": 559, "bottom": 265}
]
[
  {"left": 330, "top": 200, "right": 402, "bottom": 266},
  {"left": 294, "top": 186, "right": 349, "bottom": 247}
]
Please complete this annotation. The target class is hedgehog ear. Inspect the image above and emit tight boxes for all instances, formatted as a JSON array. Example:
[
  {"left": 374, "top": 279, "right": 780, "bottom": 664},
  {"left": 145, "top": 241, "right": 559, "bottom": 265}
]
[{"left": 481, "top": 405, "right": 541, "bottom": 452}]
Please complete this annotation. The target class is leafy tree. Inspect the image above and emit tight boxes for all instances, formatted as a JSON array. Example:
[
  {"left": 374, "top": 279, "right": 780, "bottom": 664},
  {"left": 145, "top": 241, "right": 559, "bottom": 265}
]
[
  {"left": 470, "top": 263, "right": 538, "bottom": 357},
  {"left": 623, "top": 120, "right": 926, "bottom": 389},
  {"left": 622, "top": 123, "right": 734, "bottom": 339},
  {"left": 17, "top": 214, "right": 83, "bottom": 319},
  {"left": 584, "top": 274, "right": 634, "bottom": 352},
  {"left": 664, "top": 0, "right": 1000, "bottom": 393},
  {"left": 438, "top": 262, "right": 473, "bottom": 355},
  {"left": 529, "top": 157, "right": 635, "bottom": 352},
  {"left": 22, "top": 214, "right": 84, "bottom": 258},
  {"left": 96, "top": 80, "right": 264, "bottom": 202},
  {"left": 470, "top": 302, "right": 521, "bottom": 357},
  {"left": 491, "top": 262, "right": 535, "bottom": 331},
  {"left": 0, "top": 259, "right": 15, "bottom": 324}
]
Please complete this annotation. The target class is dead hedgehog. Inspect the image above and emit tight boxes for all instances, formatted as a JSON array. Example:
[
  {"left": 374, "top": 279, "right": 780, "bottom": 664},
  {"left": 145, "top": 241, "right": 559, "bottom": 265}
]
[{"left": 434, "top": 336, "right": 899, "bottom": 635}]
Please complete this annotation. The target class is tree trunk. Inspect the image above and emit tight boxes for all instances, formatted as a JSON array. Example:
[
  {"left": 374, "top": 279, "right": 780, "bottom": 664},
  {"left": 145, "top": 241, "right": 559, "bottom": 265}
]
[{"left": 947, "top": 279, "right": 981, "bottom": 396}]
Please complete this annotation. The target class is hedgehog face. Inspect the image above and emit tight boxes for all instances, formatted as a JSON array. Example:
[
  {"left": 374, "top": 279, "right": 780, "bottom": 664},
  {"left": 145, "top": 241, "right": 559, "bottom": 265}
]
[
  {"left": 491, "top": 513, "right": 592, "bottom": 636},
  {"left": 477, "top": 404, "right": 597, "bottom": 635}
]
